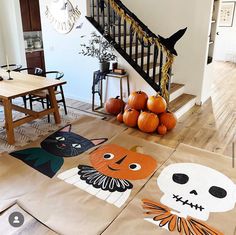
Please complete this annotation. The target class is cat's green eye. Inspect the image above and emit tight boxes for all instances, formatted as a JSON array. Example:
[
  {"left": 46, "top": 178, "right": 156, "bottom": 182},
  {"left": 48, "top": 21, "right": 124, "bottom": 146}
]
[
  {"left": 72, "top": 144, "right": 81, "bottom": 148},
  {"left": 56, "top": 137, "right": 65, "bottom": 141}
]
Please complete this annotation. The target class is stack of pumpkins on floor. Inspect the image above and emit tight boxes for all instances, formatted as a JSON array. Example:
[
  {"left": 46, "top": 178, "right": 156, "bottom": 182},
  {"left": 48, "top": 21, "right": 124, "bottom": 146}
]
[{"left": 105, "top": 91, "right": 177, "bottom": 135}]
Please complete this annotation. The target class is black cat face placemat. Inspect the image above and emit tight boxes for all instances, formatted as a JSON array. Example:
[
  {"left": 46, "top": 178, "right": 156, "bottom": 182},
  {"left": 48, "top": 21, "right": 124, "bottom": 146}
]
[
  {"left": 100, "top": 144, "right": 236, "bottom": 235},
  {"left": 16, "top": 133, "right": 174, "bottom": 235},
  {"left": 0, "top": 116, "right": 126, "bottom": 212}
]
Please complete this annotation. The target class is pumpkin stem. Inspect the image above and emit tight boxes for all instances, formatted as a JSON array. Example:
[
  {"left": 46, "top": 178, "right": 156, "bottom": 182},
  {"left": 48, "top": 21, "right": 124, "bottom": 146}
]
[{"left": 115, "top": 96, "right": 120, "bottom": 99}]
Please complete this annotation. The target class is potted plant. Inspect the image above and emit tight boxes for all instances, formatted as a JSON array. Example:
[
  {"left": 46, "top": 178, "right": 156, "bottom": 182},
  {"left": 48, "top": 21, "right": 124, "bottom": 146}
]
[{"left": 79, "top": 32, "right": 117, "bottom": 72}]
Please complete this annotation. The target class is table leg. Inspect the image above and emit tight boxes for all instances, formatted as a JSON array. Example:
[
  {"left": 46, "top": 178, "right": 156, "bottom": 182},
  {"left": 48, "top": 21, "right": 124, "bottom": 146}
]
[
  {"left": 48, "top": 87, "right": 61, "bottom": 124},
  {"left": 120, "top": 77, "right": 123, "bottom": 100},
  {"left": 100, "top": 78, "right": 103, "bottom": 108},
  {"left": 3, "top": 99, "right": 14, "bottom": 144},
  {"left": 127, "top": 75, "right": 130, "bottom": 96}
]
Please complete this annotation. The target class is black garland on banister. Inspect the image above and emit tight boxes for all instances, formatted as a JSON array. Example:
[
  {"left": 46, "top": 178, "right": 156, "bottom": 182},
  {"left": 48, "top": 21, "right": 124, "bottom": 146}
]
[{"left": 111, "top": 0, "right": 187, "bottom": 56}]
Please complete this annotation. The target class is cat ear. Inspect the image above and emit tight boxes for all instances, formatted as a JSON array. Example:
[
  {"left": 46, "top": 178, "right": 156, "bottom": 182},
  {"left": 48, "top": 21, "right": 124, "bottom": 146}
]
[
  {"left": 59, "top": 124, "right": 71, "bottom": 133},
  {"left": 90, "top": 138, "right": 108, "bottom": 146}
]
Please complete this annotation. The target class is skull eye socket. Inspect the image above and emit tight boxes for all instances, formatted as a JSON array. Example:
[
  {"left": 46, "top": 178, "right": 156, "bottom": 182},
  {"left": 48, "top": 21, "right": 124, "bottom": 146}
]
[
  {"left": 172, "top": 173, "right": 189, "bottom": 185},
  {"left": 103, "top": 153, "right": 114, "bottom": 160},
  {"left": 209, "top": 186, "right": 227, "bottom": 199}
]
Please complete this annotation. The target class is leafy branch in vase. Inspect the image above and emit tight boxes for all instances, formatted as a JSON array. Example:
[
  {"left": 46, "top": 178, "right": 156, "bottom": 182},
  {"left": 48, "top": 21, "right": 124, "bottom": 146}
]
[{"left": 79, "top": 32, "right": 117, "bottom": 62}]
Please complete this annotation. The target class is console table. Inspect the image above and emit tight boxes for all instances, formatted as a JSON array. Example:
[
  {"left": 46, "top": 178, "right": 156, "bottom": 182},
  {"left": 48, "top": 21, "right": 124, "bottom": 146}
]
[{"left": 92, "top": 71, "right": 130, "bottom": 112}]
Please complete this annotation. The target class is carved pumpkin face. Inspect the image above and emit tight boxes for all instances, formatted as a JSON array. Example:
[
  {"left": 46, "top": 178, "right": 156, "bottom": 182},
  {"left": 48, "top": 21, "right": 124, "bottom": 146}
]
[{"left": 89, "top": 144, "right": 157, "bottom": 180}]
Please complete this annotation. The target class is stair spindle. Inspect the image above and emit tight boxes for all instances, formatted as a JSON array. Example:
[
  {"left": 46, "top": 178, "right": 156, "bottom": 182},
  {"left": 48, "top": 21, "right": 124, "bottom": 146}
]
[
  {"left": 167, "top": 65, "right": 172, "bottom": 92},
  {"left": 135, "top": 33, "right": 138, "bottom": 63},
  {"left": 118, "top": 15, "right": 121, "bottom": 46},
  {"left": 146, "top": 43, "right": 151, "bottom": 78},
  {"left": 124, "top": 19, "right": 127, "bottom": 50},
  {"left": 92, "top": 0, "right": 95, "bottom": 18},
  {"left": 107, "top": 1, "right": 111, "bottom": 35},
  {"left": 152, "top": 45, "right": 158, "bottom": 81},
  {"left": 102, "top": 1, "right": 105, "bottom": 29},
  {"left": 112, "top": 11, "right": 116, "bottom": 39},
  {"left": 159, "top": 51, "right": 163, "bottom": 86},
  {"left": 129, "top": 27, "right": 133, "bottom": 57},
  {"left": 141, "top": 41, "right": 144, "bottom": 70},
  {"left": 96, "top": 0, "right": 100, "bottom": 25}
]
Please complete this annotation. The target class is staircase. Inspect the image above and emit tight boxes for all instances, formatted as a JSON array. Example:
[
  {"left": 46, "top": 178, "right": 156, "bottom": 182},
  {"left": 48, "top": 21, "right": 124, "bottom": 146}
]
[
  {"left": 87, "top": 0, "right": 196, "bottom": 118},
  {"left": 169, "top": 83, "right": 196, "bottom": 119}
]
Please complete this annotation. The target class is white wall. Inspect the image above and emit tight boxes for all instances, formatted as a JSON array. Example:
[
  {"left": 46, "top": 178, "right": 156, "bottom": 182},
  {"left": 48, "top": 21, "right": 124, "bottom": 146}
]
[
  {"left": 0, "top": 0, "right": 26, "bottom": 66},
  {"left": 122, "top": 0, "right": 213, "bottom": 104},
  {"left": 214, "top": 0, "right": 236, "bottom": 62}
]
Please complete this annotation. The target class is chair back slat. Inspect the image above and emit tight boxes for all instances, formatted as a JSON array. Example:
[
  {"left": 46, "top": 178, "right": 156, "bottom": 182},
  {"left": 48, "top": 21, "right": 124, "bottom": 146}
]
[
  {"left": 43, "top": 71, "right": 64, "bottom": 80},
  {"left": 1, "top": 64, "right": 22, "bottom": 71},
  {"left": 18, "top": 67, "right": 43, "bottom": 75}
]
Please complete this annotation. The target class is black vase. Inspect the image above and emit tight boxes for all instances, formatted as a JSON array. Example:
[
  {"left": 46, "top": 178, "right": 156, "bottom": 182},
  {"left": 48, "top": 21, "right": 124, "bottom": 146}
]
[{"left": 99, "top": 62, "right": 110, "bottom": 72}]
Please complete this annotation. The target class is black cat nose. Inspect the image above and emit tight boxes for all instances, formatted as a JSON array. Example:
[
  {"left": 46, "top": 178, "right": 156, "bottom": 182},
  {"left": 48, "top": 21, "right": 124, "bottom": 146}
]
[
  {"left": 115, "top": 155, "right": 127, "bottom": 165},
  {"left": 190, "top": 190, "right": 198, "bottom": 195}
]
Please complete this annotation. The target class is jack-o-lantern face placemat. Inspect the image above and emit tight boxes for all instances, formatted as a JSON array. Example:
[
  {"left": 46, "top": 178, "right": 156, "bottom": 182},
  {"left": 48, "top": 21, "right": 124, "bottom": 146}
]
[
  {"left": 16, "top": 133, "right": 174, "bottom": 235},
  {"left": 101, "top": 144, "right": 236, "bottom": 235},
  {"left": 0, "top": 115, "right": 126, "bottom": 213}
]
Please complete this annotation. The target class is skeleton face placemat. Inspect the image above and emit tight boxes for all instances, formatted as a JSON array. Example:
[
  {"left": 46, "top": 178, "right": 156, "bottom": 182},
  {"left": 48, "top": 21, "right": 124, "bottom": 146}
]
[
  {"left": 16, "top": 133, "right": 174, "bottom": 235},
  {"left": 101, "top": 143, "right": 236, "bottom": 235},
  {"left": 0, "top": 115, "right": 126, "bottom": 213}
]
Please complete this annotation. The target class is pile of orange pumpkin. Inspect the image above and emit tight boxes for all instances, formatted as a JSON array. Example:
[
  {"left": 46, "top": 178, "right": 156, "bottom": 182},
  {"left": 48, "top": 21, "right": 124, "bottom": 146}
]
[{"left": 105, "top": 91, "right": 177, "bottom": 135}]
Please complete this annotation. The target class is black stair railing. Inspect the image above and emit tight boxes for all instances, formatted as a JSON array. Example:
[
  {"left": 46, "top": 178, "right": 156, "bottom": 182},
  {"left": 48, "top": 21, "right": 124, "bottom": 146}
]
[{"left": 87, "top": 0, "right": 187, "bottom": 104}]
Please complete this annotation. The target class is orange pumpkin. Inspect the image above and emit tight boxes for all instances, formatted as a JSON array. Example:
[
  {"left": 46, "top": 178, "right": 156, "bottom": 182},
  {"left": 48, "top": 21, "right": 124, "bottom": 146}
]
[
  {"left": 147, "top": 95, "right": 167, "bottom": 114},
  {"left": 123, "top": 108, "right": 140, "bottom": 127},
  {"left": 159, "top": 111, "right": 177, "bottom": 130},
  {"left": 89, "top": 144, "right": 157, "bottom": 180},
  {"left": 124, "top": 103, "right": 131, "bottom": 110},
  {"left": 117, "top": 113, "right": 123, "bottom": 123},
  {"left": 128, "top": 91, "right": 148, "bottom": 110},
  {"left": 105, "top": 96, "right": 125, "bottom": 115},
  {"left": 157, "top": 124, "right": 167, "bottom": 135},
  {"left": 138, "top": 111, "right": 159, "bottom": 133}
]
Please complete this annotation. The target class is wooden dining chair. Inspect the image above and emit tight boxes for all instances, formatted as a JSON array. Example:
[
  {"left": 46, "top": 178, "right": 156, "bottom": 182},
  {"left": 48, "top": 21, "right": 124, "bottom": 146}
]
[
  {"left": 18, "top": 67, "right": 44, "bottom": 109},
  {"left": 29, "top": 71, "right": 67, "bottom": 122}
]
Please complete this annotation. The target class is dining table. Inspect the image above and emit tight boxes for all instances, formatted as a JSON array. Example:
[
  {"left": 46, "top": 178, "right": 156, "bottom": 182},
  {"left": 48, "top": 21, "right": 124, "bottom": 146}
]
[{"left": 0, "top": 69, "right": 66, "bottom": 145}]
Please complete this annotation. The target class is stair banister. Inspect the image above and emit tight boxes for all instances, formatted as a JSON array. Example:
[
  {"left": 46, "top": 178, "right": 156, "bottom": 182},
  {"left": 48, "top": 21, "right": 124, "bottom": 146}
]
[{"left": 87, "top": 0, "right": 187, "bottom": 104}]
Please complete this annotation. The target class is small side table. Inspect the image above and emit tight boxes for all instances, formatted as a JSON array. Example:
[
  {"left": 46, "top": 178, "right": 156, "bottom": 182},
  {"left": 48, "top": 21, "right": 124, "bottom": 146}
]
[
  {"left": 91, "top": 71, "right": 130, "bottom": 112},
  {"left": 106, "top": 72, "right": 130, "bottom": 100}
]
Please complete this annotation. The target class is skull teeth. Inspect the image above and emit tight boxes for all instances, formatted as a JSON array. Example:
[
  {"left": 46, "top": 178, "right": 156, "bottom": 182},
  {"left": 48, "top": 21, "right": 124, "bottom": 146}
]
[{"left": 173, "top": 194, "right": 205, "bottom": 211}]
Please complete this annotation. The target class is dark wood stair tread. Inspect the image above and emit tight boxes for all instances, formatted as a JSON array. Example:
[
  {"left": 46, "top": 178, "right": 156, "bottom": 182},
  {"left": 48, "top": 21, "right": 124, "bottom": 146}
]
[
  {"left": 169, "top": 94, "right": 196, "bottom": 113},
  {"left": 132, "top": 52, "right": 150, "bottom": 59},
  {"left": 143, "top": 62, "right": 160, "bottom": 70},
  {"left": 115, "top": 32, "right": 131, "bottom": 37},
  {"left": 170, "top": 83, "right": 185, "bottom": 94}
]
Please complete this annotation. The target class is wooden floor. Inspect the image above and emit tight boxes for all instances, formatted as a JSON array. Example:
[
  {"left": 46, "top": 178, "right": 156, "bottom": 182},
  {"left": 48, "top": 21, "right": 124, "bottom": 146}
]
[{"left": 67, "top": 61, "right": 236, "bottom": 157}]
